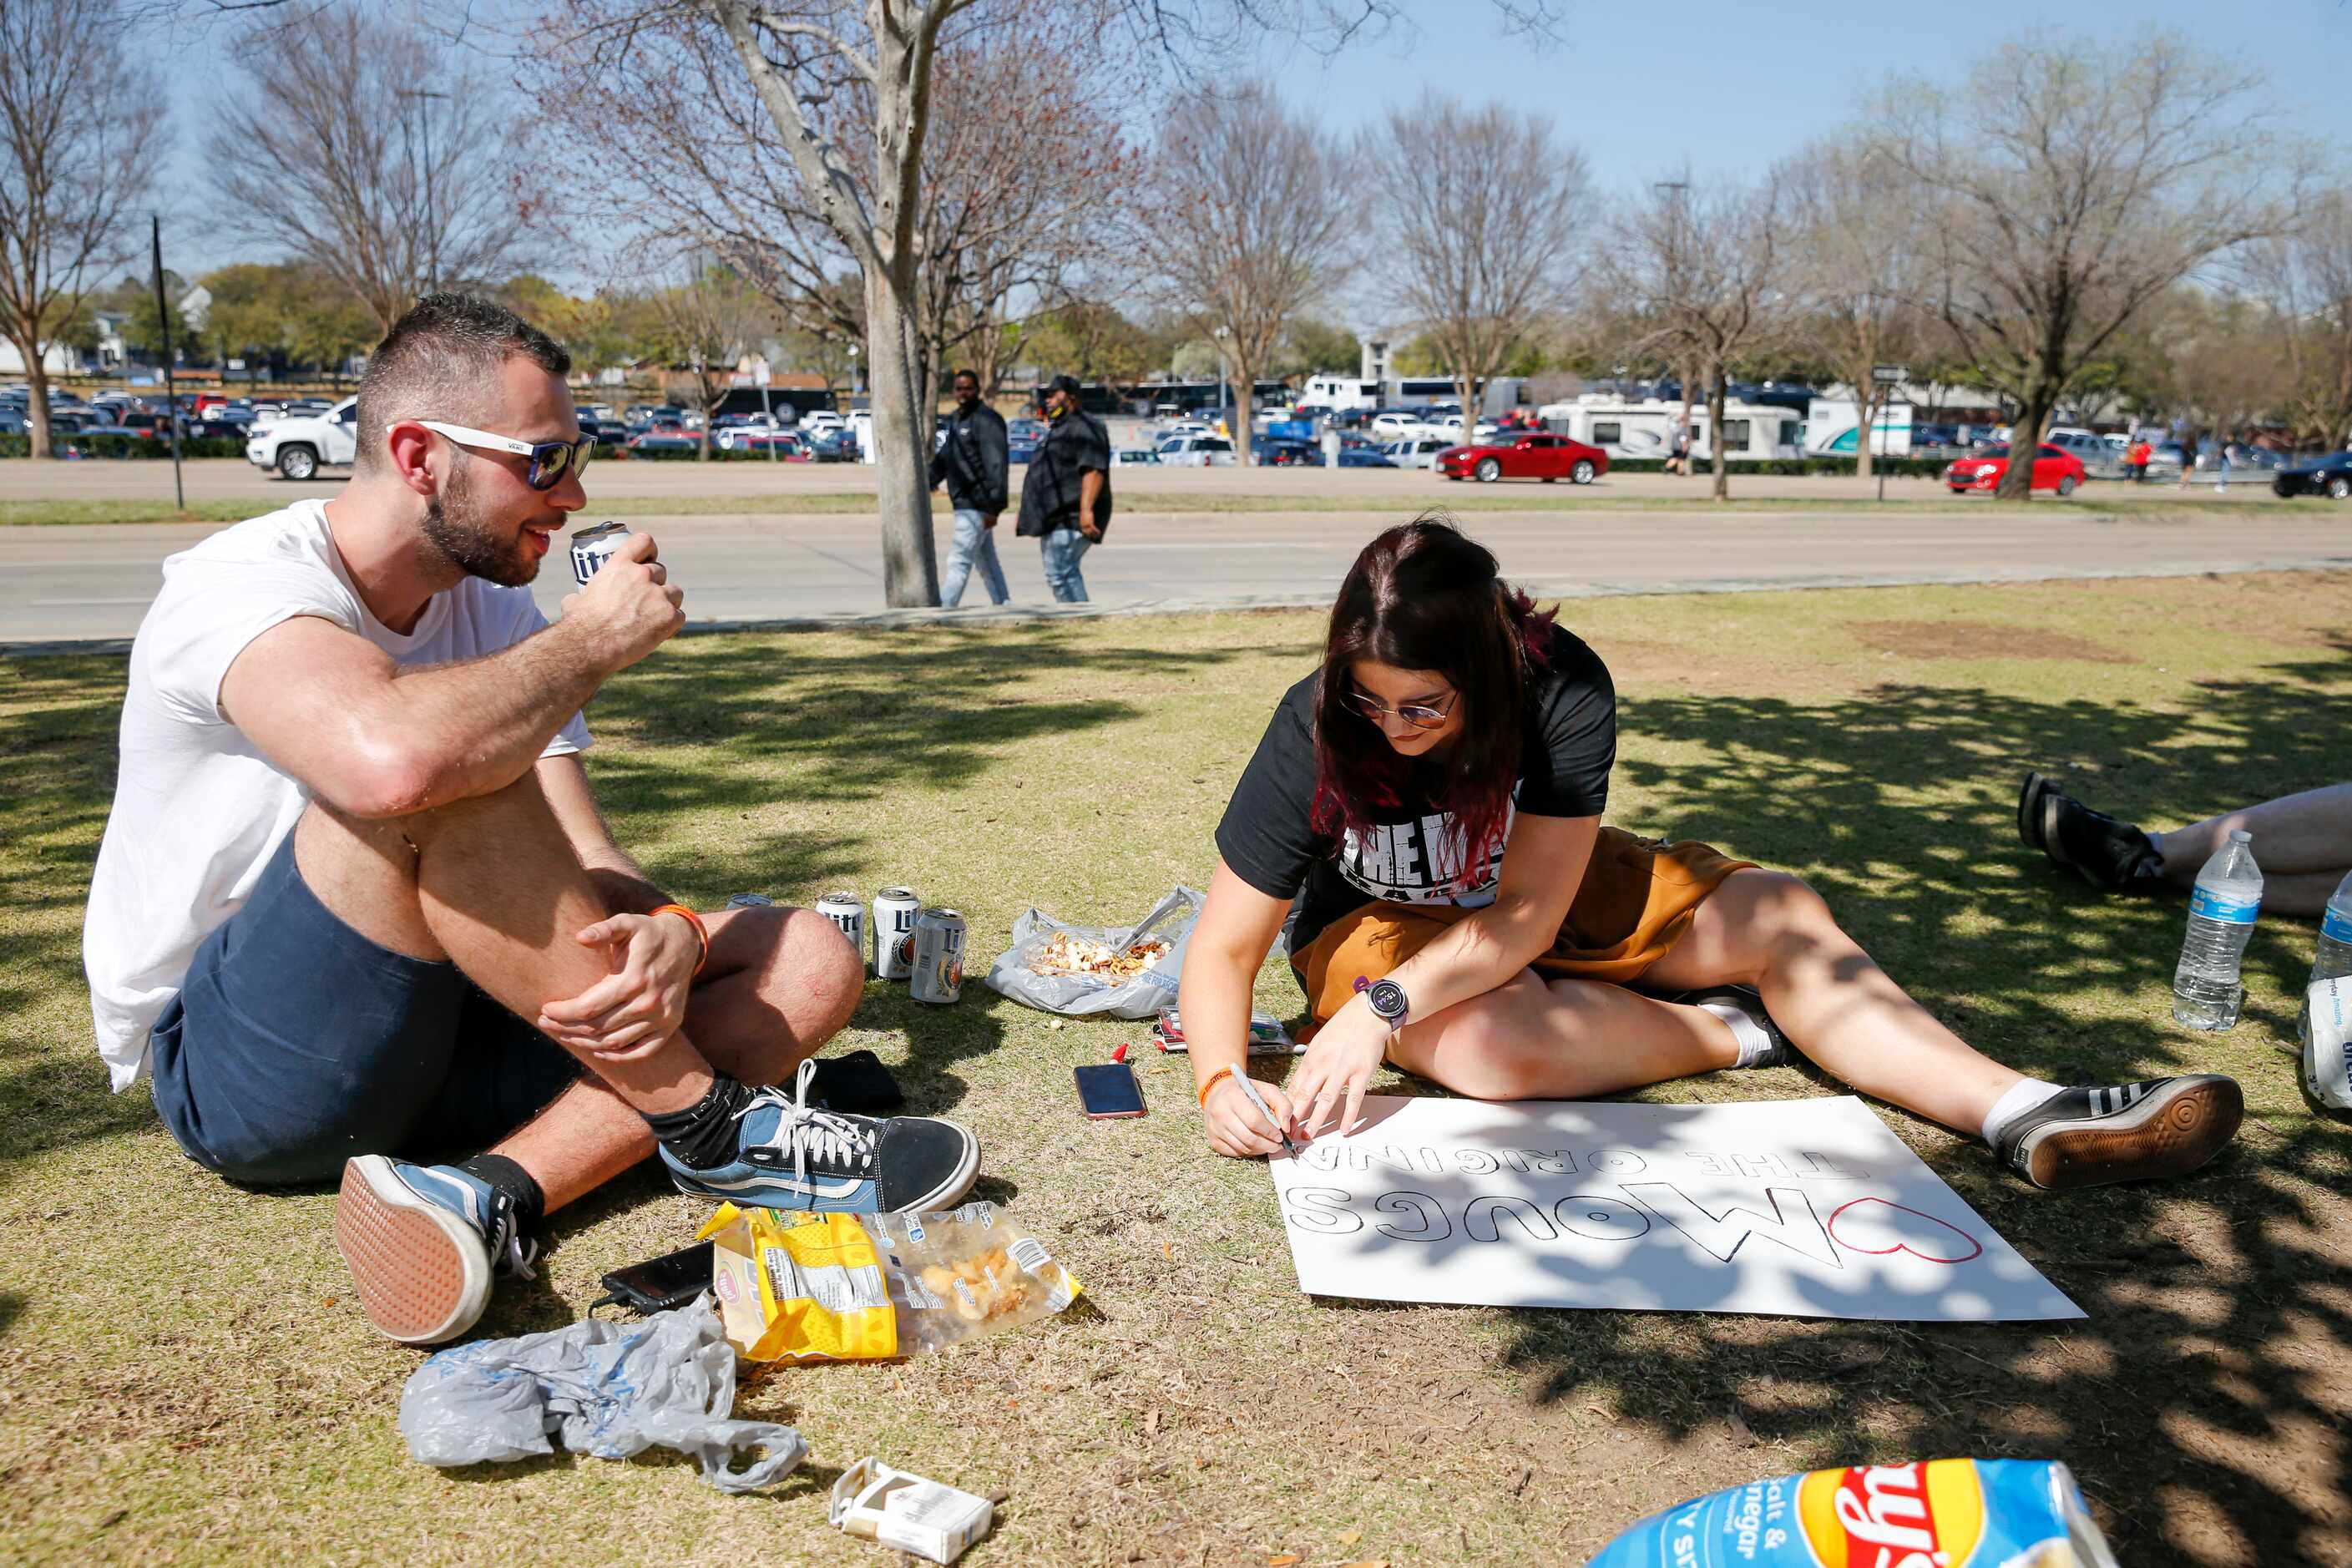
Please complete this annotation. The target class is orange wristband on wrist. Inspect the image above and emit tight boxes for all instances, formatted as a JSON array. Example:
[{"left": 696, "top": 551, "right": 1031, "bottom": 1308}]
[
  {"left": 650, "top": 903, "right": 709, "bottom": 975},
  {"left": 1197, "top": 1065, "right": 1237, "bottom": 1109}
]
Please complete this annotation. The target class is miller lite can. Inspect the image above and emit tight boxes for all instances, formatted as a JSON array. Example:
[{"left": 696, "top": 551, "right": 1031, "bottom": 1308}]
[
  {"left": 910, "top": 908, "right": 967, "bottom": 1005},
  {"left": 569, "top": 520, "right": 629, "bottom": 585},
  {"left": 872, "top": 887, "right": 921, "bottom": 981},
  {"left": 816, "top": 891, "right": 866, "bottom": 971}
]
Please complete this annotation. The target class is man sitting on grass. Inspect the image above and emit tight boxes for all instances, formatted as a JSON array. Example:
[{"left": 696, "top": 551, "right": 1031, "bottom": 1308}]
[{"left": 83, "top": 294, "right": 979, "bottom": 1348}]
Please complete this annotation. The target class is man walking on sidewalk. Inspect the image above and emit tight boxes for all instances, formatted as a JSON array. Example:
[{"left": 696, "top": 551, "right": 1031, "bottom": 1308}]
[
  {"left": 84, "top": 294, "right": 981, "bottom": 1348},
  {"left": 929, "top": 368, "right": 1010, "bottom": 608},
  {"left": 1017, "top": 374, "right": 1110, "bottom": 603}
]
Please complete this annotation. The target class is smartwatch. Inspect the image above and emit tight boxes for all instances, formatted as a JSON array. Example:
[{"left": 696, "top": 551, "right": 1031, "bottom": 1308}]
[{"left": 1364, "top": 978, "right": 1410, "bottom": 1029}]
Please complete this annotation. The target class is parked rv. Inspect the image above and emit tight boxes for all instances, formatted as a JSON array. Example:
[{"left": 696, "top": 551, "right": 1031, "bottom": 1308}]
[{"left": 1537, "top": 395, "right": 1803, "bottom": 463}]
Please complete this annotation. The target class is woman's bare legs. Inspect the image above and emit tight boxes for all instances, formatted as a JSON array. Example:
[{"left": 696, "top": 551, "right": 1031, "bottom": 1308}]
[
  {"left": 2150, "top": 784, "right": 2352, "bottom": 913},
  {"left": 1386, "top": 869, "right": 2020, "bottom": 1139}
]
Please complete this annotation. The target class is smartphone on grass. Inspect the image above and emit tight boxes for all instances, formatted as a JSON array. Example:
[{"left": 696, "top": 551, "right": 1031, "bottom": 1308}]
[
  {"left": 1075, "top": 1062, "right": 1146, "bottom": 1119},
  {"left": 595, "top": 1242, "right": 714, "bottom": 1313}
]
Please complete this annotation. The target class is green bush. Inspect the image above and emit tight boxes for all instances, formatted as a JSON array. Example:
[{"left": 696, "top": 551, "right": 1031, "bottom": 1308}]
[
  {"left": 613, "top": 443, "right": 830, "bottom": 462},
  {"left": 0, "top": 434, "right": 250, "bottom": 460},
  {"left": 1604, "top": 456, "right": 1952, "bottom": 478}
]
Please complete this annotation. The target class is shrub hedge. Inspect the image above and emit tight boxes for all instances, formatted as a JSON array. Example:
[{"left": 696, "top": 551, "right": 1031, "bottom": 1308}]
[
  {"left": 1602, "top": 456, "right": 1954, "bottom": 478},
  {"left": 0, "top": 434, "right": 250, "bottom": 460}
]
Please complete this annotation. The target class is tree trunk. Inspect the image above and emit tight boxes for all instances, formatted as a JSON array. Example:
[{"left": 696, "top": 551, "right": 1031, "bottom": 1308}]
[
  {"left": 20, "top": 350, "right": 53, "bottom": 458},
  {"left": 866, "top": 271, "right": 941, "bottom": 606},
  {"left": 1996, "top": 383, "right": 2054, "bottom": 500},
  {"left": 1677, "top": 357, "right": 1697, "bottom": 478},
  {"left": 1232, "top": 350, "right": 1256, "bottom": 468},
  {"left": 1854, "top": 376, "right": 1876, "bottom": 483},
  {"left": 1710, "top": 367, "right": 1731, "bottom": 502}
]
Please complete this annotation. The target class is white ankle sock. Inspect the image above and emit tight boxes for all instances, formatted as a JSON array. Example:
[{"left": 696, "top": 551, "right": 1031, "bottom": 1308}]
[
  {"left": 1690, "top": 994, "right": 1776, "bottom": 1068},
  {"left": 1980, "top": 1077, "right": 2064, "bottom": 1147}
]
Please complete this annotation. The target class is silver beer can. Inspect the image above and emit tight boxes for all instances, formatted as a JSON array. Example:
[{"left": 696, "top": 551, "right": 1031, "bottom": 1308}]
[
  {"left": 815, "top": 890, "right": 866, "bottom": 969},
  {"left": 569, "top": 520, "right": 629, "bottom": 585},
  {"left": 910, "top": 908, "right": 967, "bottom": 1005},
  {"left": 872, "top": 886, "right": 921, "bottom": 981}
]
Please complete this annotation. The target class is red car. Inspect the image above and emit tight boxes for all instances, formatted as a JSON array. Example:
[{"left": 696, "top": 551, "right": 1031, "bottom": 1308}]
[
  {"left": 1944, "top": 443, "right": 2086, "bottom": 496},
  {"left": 1438, "top": 431, "right": 1609, "bottom": 485}
]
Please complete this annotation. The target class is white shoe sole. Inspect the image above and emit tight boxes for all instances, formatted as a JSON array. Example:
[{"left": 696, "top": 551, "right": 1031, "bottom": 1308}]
[
  {"left": 336, "top": 1156, "right": 490, "bottom": 1346},
  {"left": 2017, "top": 1078, "right": 2243, "bottom": 1190}
]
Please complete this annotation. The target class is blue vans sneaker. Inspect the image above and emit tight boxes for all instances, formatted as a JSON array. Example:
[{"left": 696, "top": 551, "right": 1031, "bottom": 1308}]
[
  {"left": 662, "top": 1058, "right": 980, "bottom": 1213},
  {"left": 336, "top": 1156, "right": 537, "bottom": 1346}
]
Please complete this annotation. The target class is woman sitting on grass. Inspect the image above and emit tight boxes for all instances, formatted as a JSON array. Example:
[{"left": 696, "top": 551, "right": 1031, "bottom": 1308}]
[{"left": 1181, "top": 518, "right": 2242, "bottom": 1190}]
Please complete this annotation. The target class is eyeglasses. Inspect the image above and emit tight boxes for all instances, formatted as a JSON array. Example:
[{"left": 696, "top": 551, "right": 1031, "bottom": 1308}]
[
  {"left": 417, "top": 420, "right": 595, "bottom": 491},
  {"left": 1343, "top": 688, "right": 1459, "bottom": 730}
]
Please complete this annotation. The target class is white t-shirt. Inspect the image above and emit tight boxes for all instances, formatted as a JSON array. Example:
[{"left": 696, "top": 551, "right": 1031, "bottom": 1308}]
[{"left": 83, "top": 498, "right": 592, "bottom": 1090}]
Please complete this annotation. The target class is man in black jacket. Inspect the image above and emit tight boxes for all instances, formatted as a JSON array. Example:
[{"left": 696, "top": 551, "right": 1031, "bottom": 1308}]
[
  {"left": 1016, "top": 373, "right": 1110, "bottom": 603},
  {"left": 929, "top": 369, "right": 1012, "bottom": 607}
]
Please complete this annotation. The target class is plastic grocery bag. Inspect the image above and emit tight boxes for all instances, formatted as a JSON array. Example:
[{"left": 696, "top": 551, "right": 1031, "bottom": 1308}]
[
  {"left": 983, "top": 885, "right": 1204, "bottom": 1019},
  {"left": 698, "top": 1200, "right": 1083, "bottom": 1363},
  {"left": 2307, "top": 975, "right": 2352, "bottom": 1110},
  {"left": 397, "top": 1297, "right": 806, "bottom": 1493}
]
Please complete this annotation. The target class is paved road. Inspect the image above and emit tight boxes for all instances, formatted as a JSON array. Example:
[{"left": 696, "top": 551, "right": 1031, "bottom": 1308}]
[{"left": 5, "top": 462, "right": 2347, "bottom": 645}]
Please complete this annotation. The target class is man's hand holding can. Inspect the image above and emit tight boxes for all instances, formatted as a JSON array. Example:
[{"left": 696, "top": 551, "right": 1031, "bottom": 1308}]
[{"left": 561, "top": 529, "right": 685, "bottom": 671}]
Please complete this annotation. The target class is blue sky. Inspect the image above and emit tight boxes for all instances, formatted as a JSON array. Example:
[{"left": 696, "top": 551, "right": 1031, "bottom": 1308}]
[{"left": 154, "top": 1, "right": 2352, "bottom": 291}]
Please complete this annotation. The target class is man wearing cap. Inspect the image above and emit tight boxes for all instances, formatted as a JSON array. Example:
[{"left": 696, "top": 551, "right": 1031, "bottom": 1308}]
[{"left": 1016, "top": 374, "right": 1111, "bottom": 603}]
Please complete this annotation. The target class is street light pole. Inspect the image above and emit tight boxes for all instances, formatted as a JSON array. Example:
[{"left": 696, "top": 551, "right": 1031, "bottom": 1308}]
[{"left": 397, "top": 89, "right": 451, "bottom": 295}]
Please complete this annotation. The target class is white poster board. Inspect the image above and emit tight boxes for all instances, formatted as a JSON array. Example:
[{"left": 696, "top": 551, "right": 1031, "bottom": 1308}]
[{"left": 1268, "top": 1095, "right": 2081, "bottom": 1323}]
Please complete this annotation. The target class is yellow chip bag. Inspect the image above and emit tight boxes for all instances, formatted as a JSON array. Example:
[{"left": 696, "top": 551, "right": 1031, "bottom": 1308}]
[{"left": 697, "top": 1203, "right": 898, "bottom": 1363}]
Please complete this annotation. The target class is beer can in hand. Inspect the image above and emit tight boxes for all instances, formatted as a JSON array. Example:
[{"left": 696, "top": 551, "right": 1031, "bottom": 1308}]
[
  {"left": 911, "top": 908, "right": 967, "bottom": 1004},
  {"left": 872, "top": 887, "right": 920, "bottom": 981},
  {"left": 569, "top": 520, "right": 629, "bottom": 585},
  {"left": 816, "top": 891, "right": 866, "bottom": 971}
]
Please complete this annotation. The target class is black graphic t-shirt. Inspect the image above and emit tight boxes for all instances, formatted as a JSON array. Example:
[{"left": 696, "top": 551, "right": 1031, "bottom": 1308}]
[{"left": 1215, "top": 624, "right": 1616, "bottom": 958}]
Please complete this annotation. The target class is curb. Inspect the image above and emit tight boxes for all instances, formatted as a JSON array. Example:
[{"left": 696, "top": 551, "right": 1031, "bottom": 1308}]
[{"left": 6, "top": 556, "right": 2349, "bottom": 659}]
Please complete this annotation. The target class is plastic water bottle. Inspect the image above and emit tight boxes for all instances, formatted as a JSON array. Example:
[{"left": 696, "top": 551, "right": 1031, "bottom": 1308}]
[
  {"left": 2299, "top": 870, "right": 2352, "bottom": 1046},
  {"left": 2172, "top": 830, "right": 2261, "bottom": 1030}
]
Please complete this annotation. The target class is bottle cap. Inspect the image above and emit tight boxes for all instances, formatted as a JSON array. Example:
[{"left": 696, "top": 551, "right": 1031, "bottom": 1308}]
[{"left": 2228, "top": 829, "right": 2252, "bottom": 842}]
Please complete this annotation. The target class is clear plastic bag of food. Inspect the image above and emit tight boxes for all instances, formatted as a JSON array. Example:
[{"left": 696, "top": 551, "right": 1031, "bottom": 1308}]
[
  {"left": 699, "top": 1201, "right": 1082, "bottom": 1363},
  {"left": 982, "top": 885, "right": 1203, "bottom": 1019}
]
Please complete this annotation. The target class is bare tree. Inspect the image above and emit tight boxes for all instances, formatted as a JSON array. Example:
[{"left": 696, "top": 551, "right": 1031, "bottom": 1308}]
[
  {"left": 2251, "top": 188, "right": 2352, "bottom": 452},
  {"left": 1362, "top": 93, "right": 1590, "bottom": 438},
  {"left": 645, "top": 257, "right": 775, "bottom": 460},
  {"left": 205, "top": 8, "right": 533, "bottom": 332},
  {"left": 1879, "top": 32, "right": 2294, "bottom": 498},
  {"left": 1780, "top": 139, "right": 1930, "bottom": 478},
  {"left": 1599, "top": 171, "right": 1786, "bottom": 501},
  {"left": 0, "top": 0, "right": 164, "bottom": 458},
  {"left": 1133, "top": 80, "right": 1353, "bottom": 466}
]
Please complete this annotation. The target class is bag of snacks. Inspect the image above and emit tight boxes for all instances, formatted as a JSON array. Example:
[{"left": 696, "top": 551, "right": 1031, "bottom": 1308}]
[
  {"left": 983, "top": 886, "right": 1204, "bottom": 1019},
  {"left": 1584, "top": 1458, "right": 2118, "bottom": 1567},
  {"left": 698, "top": 1201, "right": 1082, "bottom": 1363}
]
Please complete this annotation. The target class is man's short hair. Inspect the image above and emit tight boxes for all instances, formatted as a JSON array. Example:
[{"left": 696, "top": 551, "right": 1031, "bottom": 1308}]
[
  {"left": 355, "top": 293, "right": 571, "bottom": 470},
  {"left": 953, "top": 367, "right": 979, "bottom": 385}
]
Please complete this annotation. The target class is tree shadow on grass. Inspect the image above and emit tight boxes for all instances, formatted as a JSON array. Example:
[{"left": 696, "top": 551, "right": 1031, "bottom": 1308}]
[{"left": 1468, "top": 648, "right": 2352, "bottom": 1561}]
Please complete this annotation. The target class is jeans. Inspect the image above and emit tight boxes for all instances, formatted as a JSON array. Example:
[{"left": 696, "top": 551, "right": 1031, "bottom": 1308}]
[
  {"left": 939, "top": 508, "right": 1009, "bottom": 607},
  {"left": 1039, "top": 528, "right": 1093, "bottom": 603}
]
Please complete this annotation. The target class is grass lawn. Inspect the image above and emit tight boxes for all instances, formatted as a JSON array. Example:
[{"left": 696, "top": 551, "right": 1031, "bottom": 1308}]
[
  {"left": 3, "top": 572, "right": 2349, "bottom": 1565},
  {"left": 3, "top": 489, "right": 2341, "bottom": 528}
]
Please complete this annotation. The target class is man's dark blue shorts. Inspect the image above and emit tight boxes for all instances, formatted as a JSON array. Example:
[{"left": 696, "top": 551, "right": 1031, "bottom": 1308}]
[{"left": 149, "top": 832, "right": 583, "bottom": 1186}]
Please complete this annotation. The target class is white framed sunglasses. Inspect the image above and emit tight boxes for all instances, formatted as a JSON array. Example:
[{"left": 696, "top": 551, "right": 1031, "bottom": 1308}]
[{"left": 417, "top": 419, "right": 594, "bottom": 490}]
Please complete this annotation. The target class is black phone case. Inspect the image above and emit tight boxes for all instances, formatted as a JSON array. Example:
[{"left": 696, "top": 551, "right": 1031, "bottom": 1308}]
[
  {"left": 594, "top": 1242, "right": 715, "bottom": 1314},
  {"left": 1075, "top": 1062, "right": 1146, "bottom": 1117}
]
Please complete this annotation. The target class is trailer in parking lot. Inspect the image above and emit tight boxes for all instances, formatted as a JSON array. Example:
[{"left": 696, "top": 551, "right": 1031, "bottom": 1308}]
[{"left": 1537, "top": 395, "right": 1803, "bottom": 463}]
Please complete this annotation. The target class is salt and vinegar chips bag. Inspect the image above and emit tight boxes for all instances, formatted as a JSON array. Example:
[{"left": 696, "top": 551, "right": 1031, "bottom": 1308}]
[{"left": 697, "top": 1201, "right": 1081, "bottom": 1364}]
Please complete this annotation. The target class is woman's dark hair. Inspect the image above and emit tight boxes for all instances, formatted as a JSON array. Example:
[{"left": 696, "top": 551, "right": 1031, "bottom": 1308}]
[{"left": 1309, "top": 516, "right": 1556, "bottom": 888}]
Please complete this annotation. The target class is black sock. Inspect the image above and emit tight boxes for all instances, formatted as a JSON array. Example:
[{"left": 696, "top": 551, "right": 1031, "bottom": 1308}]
[
  {"left": 457, "top": 1153, "right": 545, "bottom": 1236},
  {"left": 643, "top": 1075, "right": 755, "bottom": 1171}
]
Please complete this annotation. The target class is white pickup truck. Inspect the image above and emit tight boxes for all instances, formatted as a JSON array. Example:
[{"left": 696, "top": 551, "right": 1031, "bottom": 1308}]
[{"left": 246, "top": 397, "right": 358, "bottom": 479}]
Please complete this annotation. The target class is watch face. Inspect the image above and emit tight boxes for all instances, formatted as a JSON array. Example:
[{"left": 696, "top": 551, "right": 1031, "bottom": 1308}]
[{"left": 1367, "top": 979, "right": 1408, "bottom": 1022}]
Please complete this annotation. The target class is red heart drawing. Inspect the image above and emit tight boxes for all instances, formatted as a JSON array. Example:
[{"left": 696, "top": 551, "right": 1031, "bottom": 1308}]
[{"left": 1828, "top": 1197, "right": 1984, "bottom": 1265}]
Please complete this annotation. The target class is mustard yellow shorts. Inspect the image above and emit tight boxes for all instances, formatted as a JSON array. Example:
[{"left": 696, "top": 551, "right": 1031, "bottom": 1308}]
[{"left": 1292, "top": 827, "right": 1754, "bottom": 1028}]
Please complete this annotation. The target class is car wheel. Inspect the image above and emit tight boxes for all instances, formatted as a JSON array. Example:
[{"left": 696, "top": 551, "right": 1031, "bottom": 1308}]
[
  {"left": 2056, "top": 475, "right": 2077, "bottom": 497},
  {"left": 2330, "top": 476, "right": 2351, "bottom": 501},
  {"left": 276, "top": 444, "right": 318, "bottom": 481},
  {"left": 1474, "top": 458, "right": 1501, "bottom": 483},
  {"left": 1571, "top": 459, "right": 1596, "bottom": 484}
]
